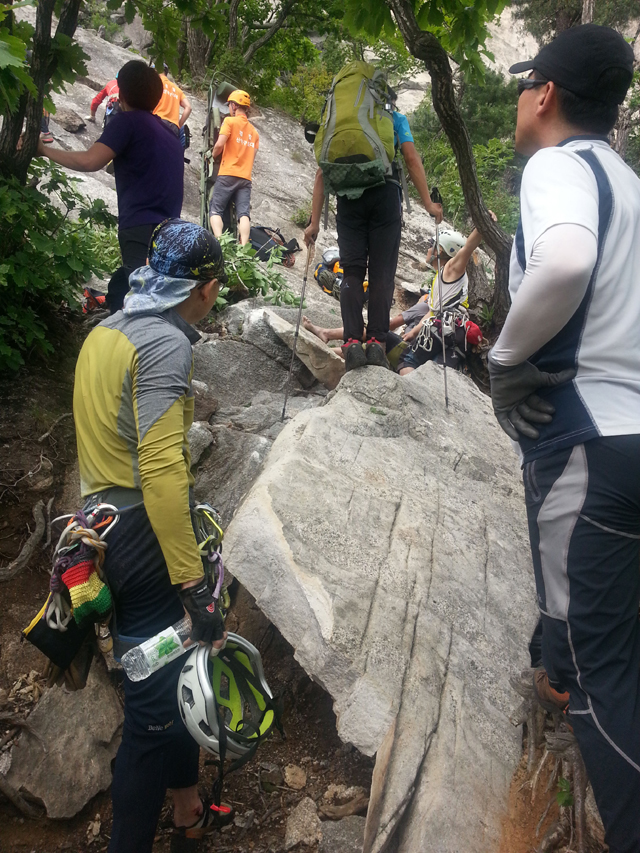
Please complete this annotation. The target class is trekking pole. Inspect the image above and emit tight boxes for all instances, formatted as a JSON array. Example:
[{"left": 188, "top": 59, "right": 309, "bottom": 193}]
[
  {"left": 434, "top": 224, "right": 449, "bottom": 409},
  {"left": 281, "top": 241, "right": 315, "bottom": 421}
]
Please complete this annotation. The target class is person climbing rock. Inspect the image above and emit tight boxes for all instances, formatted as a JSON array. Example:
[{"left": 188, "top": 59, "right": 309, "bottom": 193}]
[
  {"left": 488, "top": 25, "right": 639, "bottom": 853},
  {"left": 86, "top": 76, "right": 120, "bottom": 127},
  {"left": 304, "top": 74, "right": 443, "bottom": 372},
  {"left": 38, "top": 60, "right": 184, "bottom": 313},
  {"left": 397, "top": 216, "right": 492, "bottom": 374},
  {"left": 153, "top": 64, "right": 192, "bottom": 147},
  {"left": 73, "top": 220, "right": 228, "bottom": 853},
  {"left": 208, "top": 89, "right": 259, "bottom": 246}
]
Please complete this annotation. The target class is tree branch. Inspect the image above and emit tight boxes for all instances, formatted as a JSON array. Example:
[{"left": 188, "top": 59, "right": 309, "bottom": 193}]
[
  {"left": 385, "top": 0, "right": 513, "bottom": 324},
  {"left": 242, "top": 0, "right": 296, "bottom": 64}
]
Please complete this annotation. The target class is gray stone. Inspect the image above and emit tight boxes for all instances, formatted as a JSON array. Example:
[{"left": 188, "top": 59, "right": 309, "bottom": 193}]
[
  {"left": 194, "top": 425, "right": 271, "bottom": 526},
  {"left": 187, "top": 421, "right": 213, "bottom": 466},
  {"left": 213, "top": 390, "right": 320, "bottom": 435},
  {"left": 193, "top": 339, "right": 304, "bottom": 408},
  {"left": 223, "top": 364, "right": 536, "bottom": 853},
  {"left": 52, "top": 107, "right": 86, "bottom": 133},
  {"left": 320, "top": 816, "right": 366, "bottom": 853},
  {"left": 284, "top": 797, "right": 322, "bottom": 850},
  {"left": 264, "top": 309, "right": 345, "bottom": 391},
  {"left": 7, "top": 662, "right": 123, "bottom": 818}
]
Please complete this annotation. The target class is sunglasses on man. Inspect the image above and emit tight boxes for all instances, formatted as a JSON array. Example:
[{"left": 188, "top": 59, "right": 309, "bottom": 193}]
[{"left": 517, "top": 78, "right": 548, "bottom": 97}]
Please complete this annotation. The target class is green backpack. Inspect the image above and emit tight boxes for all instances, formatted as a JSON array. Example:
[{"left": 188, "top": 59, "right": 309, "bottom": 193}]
[{"left": 314, "top": 61, "right": 395, "bottom": 203}]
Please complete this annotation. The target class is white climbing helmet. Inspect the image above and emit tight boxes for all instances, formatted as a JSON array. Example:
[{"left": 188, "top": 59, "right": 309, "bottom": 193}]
[
  {"left": 438, "top": 230, "right": 466, "bottom": 257},
  {"left": 177, "top": 633, "right": 278, "bottom": 760},
  {"left": 322, "top": 246, "right": 340, "bottom": 266}
]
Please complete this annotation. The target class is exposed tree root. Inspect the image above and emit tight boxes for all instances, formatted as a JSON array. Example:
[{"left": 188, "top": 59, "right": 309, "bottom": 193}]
[{"left": 0, "top": 501, "right": 45, "bottom": 582}]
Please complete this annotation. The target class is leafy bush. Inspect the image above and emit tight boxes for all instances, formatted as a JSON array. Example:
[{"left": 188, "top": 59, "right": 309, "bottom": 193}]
[
  {"left": 416, "top": 136, "right": 521, "bottom": 234},
  {"left": 0, "top": 161, "right": 117, "bottom": 372},
  {"left": 215, "top": 232, "right": 300, "bottom": 311},
  {"left": 291, "top": 200, "right": 312, "bottom": 228},
  {"left": 268, "top": 62, "right": 334, "bottom": 124}
]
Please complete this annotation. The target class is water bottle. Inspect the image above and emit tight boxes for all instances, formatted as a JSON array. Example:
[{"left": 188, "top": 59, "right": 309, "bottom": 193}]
[{"left": 120, "top": 615, "right": 192, "bottom": 682}]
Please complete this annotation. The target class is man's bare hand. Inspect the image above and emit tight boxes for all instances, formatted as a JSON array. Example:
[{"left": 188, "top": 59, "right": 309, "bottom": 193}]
[
  {"left": 428, "top": 202, "right": 443, "bottom": 224},
  {"left": 304, "top": 222, "right": 319, "bottom": 247}
]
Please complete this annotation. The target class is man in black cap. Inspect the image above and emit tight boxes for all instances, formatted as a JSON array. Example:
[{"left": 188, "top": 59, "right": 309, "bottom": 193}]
[
  {"left": 74, "top": 220, "right": 228, "bottom": 852},
  {"left": 488, "top": 24, "right": 640, "bottom": 853}
]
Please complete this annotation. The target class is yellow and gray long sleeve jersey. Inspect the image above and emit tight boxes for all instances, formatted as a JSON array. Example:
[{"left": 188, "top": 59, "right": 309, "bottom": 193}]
[{"left": 73, "top": 308, "right": 202, "bottom": 585}]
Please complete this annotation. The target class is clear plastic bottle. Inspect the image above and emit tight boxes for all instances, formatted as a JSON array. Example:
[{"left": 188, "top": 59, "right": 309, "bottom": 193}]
[{"left": 120, "top": 615, "right": 192, "bottom": 682}]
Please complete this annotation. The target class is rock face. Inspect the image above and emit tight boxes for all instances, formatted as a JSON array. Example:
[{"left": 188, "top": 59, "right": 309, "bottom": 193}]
[
  {"left": 264, "top": 309, "right": 345, "bottom": 391},
  {"left": 7, "top": 662, "right": 123, "bottom": 818},
  {"left": 223, "top": 364, "right": 537, "bottom": 853}
]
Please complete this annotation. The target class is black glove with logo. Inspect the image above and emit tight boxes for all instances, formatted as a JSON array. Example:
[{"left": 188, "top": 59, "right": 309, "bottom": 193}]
[
  {"left": 179, "top": 579, "right": 225, "bottom": 644},
  {"left": 488, "top": 352, "right": 576, "bottom": 441}
]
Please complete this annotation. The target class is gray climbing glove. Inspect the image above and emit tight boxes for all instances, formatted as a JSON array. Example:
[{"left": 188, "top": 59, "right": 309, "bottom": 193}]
[{"left": 488, "top": 351, "right": 576, "bottom": 441}]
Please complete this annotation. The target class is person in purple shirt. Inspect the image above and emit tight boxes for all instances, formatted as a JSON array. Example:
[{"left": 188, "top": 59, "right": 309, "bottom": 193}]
[{"left": 37, "top": 60, "right": 184, "bottom": 312}]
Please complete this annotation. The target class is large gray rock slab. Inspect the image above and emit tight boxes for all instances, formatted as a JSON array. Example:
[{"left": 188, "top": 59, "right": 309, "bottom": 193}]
[
  {"left": 193, "top": 338, "right": 304, "bottom": 408},
  {"left": 7, "top": 662, "right": 123, "bottom": 818},
  {"left": 194, "top": 425, "right": 271, "bottom": 527},
  {"left": 223, "top": 364, "right": 537, "bottom": 853},
  {"left": 264, "top": 309, "right": 345, "bottom": 391}
]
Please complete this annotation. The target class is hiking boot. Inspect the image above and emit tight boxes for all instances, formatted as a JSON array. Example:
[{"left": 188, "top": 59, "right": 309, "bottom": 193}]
[
  {"left": 365, "top": 339, "right": 390, "bottom": 369},
  {"left": 170, "top": 802, "right": 234, "bottom": 852},
  {"left": 343, "top": 340, "right": 366, "bottom": 372},
  {"left": 533, "top": 667, "right": 570, "bottom": 714}
]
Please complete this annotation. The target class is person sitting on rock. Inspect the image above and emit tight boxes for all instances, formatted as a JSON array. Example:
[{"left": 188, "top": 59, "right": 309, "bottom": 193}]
[
  {"left": 209, "top": 89, "right": 259, "bottom": 246},
  {"left": 38, "top": 60, "right": 184, "bottom": 313},
  {"left": 73, "top": 219, "right": 228, "bottom": 853},
  {"left": 86, "top": 76, "right": 120, "bottom": 127},
  {"left": 397, "top": 214, "right": 495, "bottom": 375},
  {"left": 302, "top": 293, "right": 432, "bottom": 364}
]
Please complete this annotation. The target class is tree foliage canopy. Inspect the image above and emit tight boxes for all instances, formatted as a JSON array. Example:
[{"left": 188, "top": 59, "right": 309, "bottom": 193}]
[{"left": 512, "top": 0, "right": 639, "bottom": 42}]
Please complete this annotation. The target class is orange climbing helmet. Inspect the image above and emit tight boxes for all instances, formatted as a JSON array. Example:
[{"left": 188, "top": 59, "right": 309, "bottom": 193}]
[{"left": 227, "top": 89, "right": 251, "bottom": 108}]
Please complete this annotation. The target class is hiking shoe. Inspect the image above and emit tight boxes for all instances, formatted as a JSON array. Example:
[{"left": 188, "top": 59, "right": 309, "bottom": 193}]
[
  {"left": 170, "top": 802, "right": 234, "bottom": 852},
  {"left": 365, "top": 339, "right": 390, "bottom": 369},
  {"left": 40, "top": 131, "right": 53, "bottom": 144},
  {"left": 344, "top": 340, "right": 366, "bottom": 372},
  {"left": 533, "top": 667, "right": 570, "bottom": 714}
]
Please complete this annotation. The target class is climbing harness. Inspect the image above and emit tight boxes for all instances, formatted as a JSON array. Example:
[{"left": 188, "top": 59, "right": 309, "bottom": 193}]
[{"left": 282, "top": 241, "right": 315, "bottom": 421}]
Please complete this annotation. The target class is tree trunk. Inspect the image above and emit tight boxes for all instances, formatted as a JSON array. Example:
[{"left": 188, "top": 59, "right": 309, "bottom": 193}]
[
  {"left": 581, "top": 0, "right": 595, "bottom": 25},
  {"left": 228, "top": 0, "right": 241, "bottom": 50},
  {"left": 187, "top": 19, "right": 212, "bottom": 81},
  {"left": 386, "top": 0, "right": 513, "bottom": 325},
  {"left": 0, "top": 0, "right": 81, "bottom": 184},
  {"left": 177, "top": 18, "right": 188, "bottom": 76},
  {"left": 611, "top": 104, "right": 631, "bottom": 159}
]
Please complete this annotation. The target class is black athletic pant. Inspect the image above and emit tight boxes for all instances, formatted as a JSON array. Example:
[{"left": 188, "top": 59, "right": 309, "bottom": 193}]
[
  {"left": 100, "top": 506, "right": 200, "bottom": 853},
  {"left": 336, "top": 181, "right": 402, "bottom": 344},
  {"left": 524, "top": 436, "right": 640, "bottom": 853},
  {"left": 107, "top": 223, "right": 158, "bottom": 314}
]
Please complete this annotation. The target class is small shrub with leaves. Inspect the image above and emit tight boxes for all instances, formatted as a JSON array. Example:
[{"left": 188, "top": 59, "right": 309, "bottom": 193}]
[
  {"left": 0, "top": 161, "right": 117, "bottom": 372},
  {"left": 215, "top": 232, "right": 301, "bottom": 311},
  {"left": 291, "top": 201, "right": 312, "bottom": 229}
]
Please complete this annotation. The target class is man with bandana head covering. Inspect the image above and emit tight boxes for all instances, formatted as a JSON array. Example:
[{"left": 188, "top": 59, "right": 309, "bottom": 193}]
[{"left": 73, "top": 220, "right": 229, "bottom": 853}]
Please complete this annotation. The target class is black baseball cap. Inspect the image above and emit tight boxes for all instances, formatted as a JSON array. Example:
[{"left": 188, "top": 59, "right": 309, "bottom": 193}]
[
  {"left": 149, "top": 219, "right": 228, "bottom": 284},
  {"left": 509, "top": 24, "right": 634, "bottom": 105}
]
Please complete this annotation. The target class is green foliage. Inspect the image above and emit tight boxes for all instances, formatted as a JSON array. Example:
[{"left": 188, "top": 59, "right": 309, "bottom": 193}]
[
  {"left": 0, "top": 161, "right": 117, "bottom": 372},
  {"left": 291, "top": 200, "right": 312, "bottom": 228},
  {"left": 511, "top": 0, "right": 638, "bottom": 43},
  {"left": 343, "top": 0, "right": 509, "bottom": 81},
  {"left": 216, "top": 232, "right": 301, "bottom": 311},
  {"left": 556, "top": 777, "right": 574, "bottom": 808},
  {"left": 84, "top": 0, "right": 121, "bottom": 42},
  {"left": 0, "top": 1, "right": 37, "bottom": 116},
  {"left": 268, "top": 60, "right": 333, "bottom": 123},
  {"left": 478, "top": 303, "right": 494, "bottom": 329},
  {"left": 416, "top": 135, "right": 520, "bottom": 233}
]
